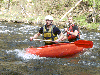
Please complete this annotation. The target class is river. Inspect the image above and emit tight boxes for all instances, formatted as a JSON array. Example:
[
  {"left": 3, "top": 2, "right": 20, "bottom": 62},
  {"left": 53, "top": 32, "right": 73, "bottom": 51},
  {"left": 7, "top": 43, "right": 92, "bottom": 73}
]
[{"left": 0, "top": 22, "right": 100, "bottom": 75}]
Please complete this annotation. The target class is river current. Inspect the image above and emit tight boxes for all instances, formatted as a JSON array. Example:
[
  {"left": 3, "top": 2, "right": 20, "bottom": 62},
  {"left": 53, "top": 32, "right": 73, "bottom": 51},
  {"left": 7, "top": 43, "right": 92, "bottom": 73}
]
[{"left": 0, "top": 22, "right": 100, "bottom": 75}]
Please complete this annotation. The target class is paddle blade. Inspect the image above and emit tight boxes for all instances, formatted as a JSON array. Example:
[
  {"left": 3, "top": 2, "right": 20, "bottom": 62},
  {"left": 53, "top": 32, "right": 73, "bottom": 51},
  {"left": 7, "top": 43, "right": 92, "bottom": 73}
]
[{"left": 74, "top": 40, "right": 93, "bottom": 48}]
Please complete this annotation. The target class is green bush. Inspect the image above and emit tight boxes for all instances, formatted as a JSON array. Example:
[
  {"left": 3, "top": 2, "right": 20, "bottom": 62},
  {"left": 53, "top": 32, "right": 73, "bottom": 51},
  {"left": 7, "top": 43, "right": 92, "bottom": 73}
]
[{"left": 83, "top": 0, "right": 100, "bottom": 9}]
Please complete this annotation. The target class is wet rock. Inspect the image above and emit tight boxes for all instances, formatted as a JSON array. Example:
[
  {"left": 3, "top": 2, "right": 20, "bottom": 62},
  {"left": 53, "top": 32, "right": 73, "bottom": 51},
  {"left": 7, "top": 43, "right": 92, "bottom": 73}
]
[{"left": 0, "top": 19, "right": 8, "bottom": 22}]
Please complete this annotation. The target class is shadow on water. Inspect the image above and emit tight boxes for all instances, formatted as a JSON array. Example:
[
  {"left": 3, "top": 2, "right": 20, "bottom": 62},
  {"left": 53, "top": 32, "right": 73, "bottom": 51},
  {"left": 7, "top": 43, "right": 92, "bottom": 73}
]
[{"left": 0, "top": 22, "right": 100, "bottom": 75}]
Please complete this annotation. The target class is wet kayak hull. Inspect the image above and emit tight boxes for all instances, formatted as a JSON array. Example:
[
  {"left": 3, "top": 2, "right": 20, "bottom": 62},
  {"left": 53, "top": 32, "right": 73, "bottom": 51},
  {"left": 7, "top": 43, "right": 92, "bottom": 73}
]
[{"left": 26, "top": 43, "right": 84, "bottom": 58}]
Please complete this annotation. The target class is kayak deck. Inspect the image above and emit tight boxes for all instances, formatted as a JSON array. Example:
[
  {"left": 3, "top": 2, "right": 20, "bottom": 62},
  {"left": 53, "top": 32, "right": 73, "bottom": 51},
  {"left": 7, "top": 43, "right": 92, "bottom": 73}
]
[{"left": 25, "top": 43, "right": 84, "bottom": 58}]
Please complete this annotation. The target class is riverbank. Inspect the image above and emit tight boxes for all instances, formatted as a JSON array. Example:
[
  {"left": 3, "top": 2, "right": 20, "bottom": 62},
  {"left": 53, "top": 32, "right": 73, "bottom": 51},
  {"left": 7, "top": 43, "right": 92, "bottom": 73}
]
[
  {"left": 0, "top": 19, "right": 100, "bottom": 32},
  {"left": 0, "top": 0, "right": 100, "bottom": 30}
]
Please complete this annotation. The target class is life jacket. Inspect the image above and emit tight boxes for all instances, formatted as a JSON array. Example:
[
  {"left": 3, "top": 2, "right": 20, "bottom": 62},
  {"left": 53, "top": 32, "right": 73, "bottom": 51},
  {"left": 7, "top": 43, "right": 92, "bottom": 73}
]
[
  {"left": 42, "top": 25, "right": 58, "bottom": 43},
  {"left": 67, "top": 24, "right": 80, "bottom": 41}
]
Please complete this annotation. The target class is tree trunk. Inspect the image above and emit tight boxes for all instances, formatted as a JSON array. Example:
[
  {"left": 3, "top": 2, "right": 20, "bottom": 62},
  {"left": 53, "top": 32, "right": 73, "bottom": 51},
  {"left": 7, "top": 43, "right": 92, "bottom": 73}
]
[
  {"left": 92, "top": 0, "right": 96, "bottom": 23},
  {"left": 8, "top": 0, "right": 10, "bottom": 10},
  {"left": 59, "top": 0, "right": 82, "bottom": 21}
]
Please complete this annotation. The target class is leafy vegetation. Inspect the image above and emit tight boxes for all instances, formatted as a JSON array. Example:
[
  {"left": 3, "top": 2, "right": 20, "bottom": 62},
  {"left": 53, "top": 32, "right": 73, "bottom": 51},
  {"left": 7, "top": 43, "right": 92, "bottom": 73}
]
[
  {"left": 83, "top": 0, "right": 100, "bottom": 9},
  {"left": 0, "top": 0, "right": 100, "bottom": 30}
]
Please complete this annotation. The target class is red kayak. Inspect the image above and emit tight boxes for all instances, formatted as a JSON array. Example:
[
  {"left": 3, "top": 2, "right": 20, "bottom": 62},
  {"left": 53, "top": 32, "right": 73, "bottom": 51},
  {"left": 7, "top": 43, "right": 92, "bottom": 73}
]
[
  {"left": 25, "top": 40, "right": 93, "bottom": 58},
  {"left": 25, "top": 43, "right": 84, "bottom": 58}
]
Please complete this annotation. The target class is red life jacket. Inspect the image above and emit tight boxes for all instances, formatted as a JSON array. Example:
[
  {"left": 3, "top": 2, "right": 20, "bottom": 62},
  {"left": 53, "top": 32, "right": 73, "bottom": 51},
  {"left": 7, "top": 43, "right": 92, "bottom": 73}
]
[{"left": 67, "top": 24, "right": 80, "bottom": 41}]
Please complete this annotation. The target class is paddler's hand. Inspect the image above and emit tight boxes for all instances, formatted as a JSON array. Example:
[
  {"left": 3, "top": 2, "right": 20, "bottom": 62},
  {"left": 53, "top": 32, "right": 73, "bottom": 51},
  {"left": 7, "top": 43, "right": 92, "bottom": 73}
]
[
  {"left": 63, "top": 28, "right": 68, "bottom": 34},
  {"left": 30, "top": 37, "right": 34, "bottom": 41},
  {"left": 64, "top": 28, "right": 68, "bottom": 32},
  {"left": 54, "top": 39, "right": 60, "bottom": 43},
  {"left": 61, "top": 36, "right": 67, "bottom": 41}
]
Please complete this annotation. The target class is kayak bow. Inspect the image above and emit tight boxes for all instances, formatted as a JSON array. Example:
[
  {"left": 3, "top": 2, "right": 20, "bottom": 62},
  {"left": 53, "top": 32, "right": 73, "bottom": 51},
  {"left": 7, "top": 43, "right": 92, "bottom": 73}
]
[{"left": 25, "top": 40, "right": 93, "bottom": 58}]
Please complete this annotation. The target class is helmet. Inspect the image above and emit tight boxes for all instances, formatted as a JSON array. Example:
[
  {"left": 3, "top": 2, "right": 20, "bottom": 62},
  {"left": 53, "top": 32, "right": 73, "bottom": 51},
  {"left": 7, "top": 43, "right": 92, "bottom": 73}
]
[{"left": 45, "top": 15, "right": 53, "bottom": 20}]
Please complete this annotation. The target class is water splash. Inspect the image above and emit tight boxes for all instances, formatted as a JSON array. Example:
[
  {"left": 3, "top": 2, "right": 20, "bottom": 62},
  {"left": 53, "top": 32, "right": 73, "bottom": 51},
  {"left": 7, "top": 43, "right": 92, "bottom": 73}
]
[{"left": 6, "top": 49, "right": 46, "bottom": 61}]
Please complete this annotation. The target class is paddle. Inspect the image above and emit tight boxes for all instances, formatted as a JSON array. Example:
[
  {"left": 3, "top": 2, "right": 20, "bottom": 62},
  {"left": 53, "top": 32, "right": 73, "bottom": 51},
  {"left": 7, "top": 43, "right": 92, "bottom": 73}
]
[
  {"left": 32, "top": 39, "right": 93, "bottom": 48},
  {"left": 72, "top": 40, "right": 93, "bottom": 48}
]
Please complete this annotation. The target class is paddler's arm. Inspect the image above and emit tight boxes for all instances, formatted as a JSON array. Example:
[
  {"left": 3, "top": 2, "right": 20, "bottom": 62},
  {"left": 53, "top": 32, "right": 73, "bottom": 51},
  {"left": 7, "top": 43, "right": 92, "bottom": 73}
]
[
  {"left": 61, "top": 36, "right": 67, "bottom": 41},
  {"left": 67, "top": 30, "right": 78, "bottom": 36},
  {"left": 64, "top": 28, "right": 78, "bottom": 36},
  {"left": 30, "top": 32, "right": 41, "bottom": 41},
  {"left": 55, "top": 32, "right": 64, "bottom": 42}
]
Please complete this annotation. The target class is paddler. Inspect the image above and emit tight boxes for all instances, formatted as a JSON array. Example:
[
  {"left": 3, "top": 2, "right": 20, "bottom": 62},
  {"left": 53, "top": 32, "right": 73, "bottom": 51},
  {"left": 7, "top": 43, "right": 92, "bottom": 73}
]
[
  {"left": 62, "top": 16, "right": 80, "bottom": 42},
  {"left": 30, "top": 15, "right": 64, "bottom": 45}
]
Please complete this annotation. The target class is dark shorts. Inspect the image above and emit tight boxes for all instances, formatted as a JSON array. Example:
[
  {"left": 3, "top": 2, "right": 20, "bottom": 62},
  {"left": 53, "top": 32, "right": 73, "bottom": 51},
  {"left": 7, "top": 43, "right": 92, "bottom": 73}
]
[
  {"left": 69, "top": 38, "right": 79, "bottom": 42},
  {"left": 45, "top": 42, "right": 56, "bottom": 45}
]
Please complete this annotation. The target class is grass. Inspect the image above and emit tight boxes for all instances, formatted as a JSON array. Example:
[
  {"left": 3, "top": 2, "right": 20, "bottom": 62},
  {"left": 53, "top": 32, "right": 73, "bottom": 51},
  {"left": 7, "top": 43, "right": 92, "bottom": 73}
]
[
  {"left": 72, "top": 13, "right": 99, "bottom": 30},
  {"left": 0, "top": 0, "right": 100, "bottom": 30}
]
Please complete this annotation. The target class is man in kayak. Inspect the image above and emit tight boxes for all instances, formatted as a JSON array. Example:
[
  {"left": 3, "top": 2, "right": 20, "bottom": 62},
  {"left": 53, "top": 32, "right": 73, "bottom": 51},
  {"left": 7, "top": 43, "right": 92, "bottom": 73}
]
[
  {"left": 62, "top": 16, "right": 80, "bottom": 42},
  {"left": 30, "top": 15, "right": 64, "bottom": 45}
]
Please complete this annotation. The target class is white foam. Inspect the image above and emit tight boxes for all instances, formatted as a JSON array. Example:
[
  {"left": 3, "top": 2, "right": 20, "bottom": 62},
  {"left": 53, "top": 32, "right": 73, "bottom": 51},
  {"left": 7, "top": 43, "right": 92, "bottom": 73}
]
[
  {"left": 6, "top": 49, "right": 46, "bottom": 60},
  {"left": 83, "top": 51, "right": 92, "bottom": 55}
]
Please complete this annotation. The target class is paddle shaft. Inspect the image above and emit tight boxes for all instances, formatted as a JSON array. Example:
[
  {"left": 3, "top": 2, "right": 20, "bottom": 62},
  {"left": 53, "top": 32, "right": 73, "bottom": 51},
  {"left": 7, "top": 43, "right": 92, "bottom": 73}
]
[
  {"left": 32, "top": 39, "right": 67, "bottom": 43},
  {"left": 32, "top": 39, "right": 93, "bottom": 48}
]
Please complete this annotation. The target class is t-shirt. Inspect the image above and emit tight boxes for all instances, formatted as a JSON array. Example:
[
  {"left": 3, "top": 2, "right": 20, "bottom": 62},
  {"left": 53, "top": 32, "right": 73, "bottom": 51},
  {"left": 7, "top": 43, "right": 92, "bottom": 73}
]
[
  {"left": 72, "top": 25, "right": 78, "bottom": 32},
  {"left": 39, "top": 25, "right": 61, "bottom": 35}
]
